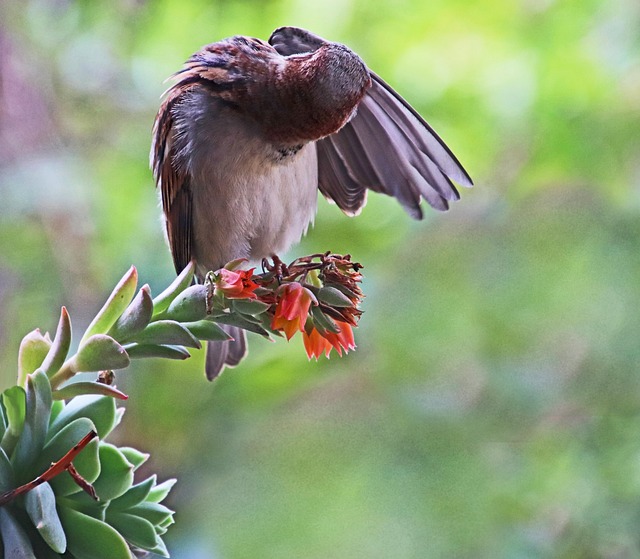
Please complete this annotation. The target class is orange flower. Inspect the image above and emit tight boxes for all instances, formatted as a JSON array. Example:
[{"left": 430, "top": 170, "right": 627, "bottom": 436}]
[
  {"left": 302, "top": 321, "right": 356, "bottom": 360},
  {"left": 322, "top": 321, "right": 356, "bottom": 356},
  {"left": 213, "top": 268, "right": 258, "bottom": 299},
  {"left": 302, "top": 327, "right": 332, "bottom": 360},
  {"left": 271, "top": 283, "right": 316, "bottom": 340}
]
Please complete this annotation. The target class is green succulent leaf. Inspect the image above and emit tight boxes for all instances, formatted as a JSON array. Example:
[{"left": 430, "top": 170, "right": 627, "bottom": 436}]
[
  {"left": 106, "top": 511, "right": 159, "bottom": 551},
  {"left": 118, "top": 447, "right": 149, "bottom": 471},
  {"left": 152, "top": 260, "right": 195, "bottom": 316},
  {"left": 214, "top": 312, "right": 270, "bottom": 337},
  {"left": 92, "top": 443, "right": 134, "bottom": 501},
  {"left": 49, "top": 400, "right": 64, "bottom": 423},
  {"left": 52, "top": 381, "right": 128, "bottom": 402},
  {"left": 80, "top": 266, "right": 138, "bottom": 346},
  {"left": 128, "top": 500, "right": 174, "bottom": 527},
  {"left": 133, "top": 320, "right": 202, "bottom": 349},
  {"left": 1, "top": 386, "right": 26, "bottom": 456},
  {"left": 0, "top": 447, "right": 14, "bottom": 492},
  {"left": 108, "top": 285, "right": 154, "bottom": 342},
  {"left": 257, "top": 311, "right": 282, "bottom": 337},
  {"left": 49, "top": 395, "right": 117, "bottom": 440},
  {"left": 325, "top": 282, "right": 360, "bottom": 301},
  {"left": 109, "top": 475, "right": 155, "bottom": 511},
  {"left": 58, "top": 491, "right": 107, "bottom": 520},
  {"left": 182, "top": 319, "right": 232, "bottom": 341},
  {"left": 41, "top": 307, "right": 72, "bottom": 379},
  {"left": 163, "top": 284, "right": 209, "bottom": 322},
  {"left": 0, "top": 407, "right": 5, "bottom": 446},
  {"left": 311, "top": 305, "right": 341, "bottom": 335},
  {"left": 223, "top": 257, "right": 249, "bottom": 271},
  {"left": 74, "top": 335, "right": 130, "bottom": 373},
  {"left": 317, "top": 285, "right": 354, "bottom": 307},
  {"left": 146, "top": 537, "right": 170, "bottom": 558},
  {"left": 17, "top": 329, "right": 51, "bottom": 387},
  {"left": 124, "top": 343, "right": 191, "bottom": 360},
  {"left": 58, "top": 506, "right": 131, "bottom": 559},
  {"left": 12, "top": 371, "right": 52, "bottom": 480},
  {"left": 24, "top": 482, "right": 66, "bottom": 554},
  {"left": 0, "top": 508, "right": 36, "bottom": 559},
  {"left": 145, "top": 478, "right": 177, "bottom": 504},
  {"left": 231, "top": 298, "right": 271, "bottom": 315},
  {"left": 40, "top": 418, "right": 100, "bottom": 497}
]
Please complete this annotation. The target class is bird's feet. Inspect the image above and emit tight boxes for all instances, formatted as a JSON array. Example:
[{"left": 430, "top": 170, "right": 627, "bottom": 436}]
[{"left": 261, "top": 254, "right": 289, "bottom": 282}]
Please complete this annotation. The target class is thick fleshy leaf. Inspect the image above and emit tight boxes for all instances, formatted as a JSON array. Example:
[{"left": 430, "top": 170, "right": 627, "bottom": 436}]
[
  {"left": 163, "top": 284, "right": 209, "bottom": 322},
  {"left": 0, "top": 508, "right": 36, "bottom": 559},
  {"left": 128, "top": 501, "right": 174, "bottom": 526},
  {"left": 108, "top": 285, "right": 154, "bottom": 342},
  {"left": 118, "top": 447, "right": 149, "bottom": 470},
  {"left": 58, "top": 506, "right": 131, "bottom": 559},
  {"left": 311, "top": 305, "right": 341, "bottom": 335},
  {"left": 59, "top": 490, "right": 107, "bottom": 520},
  {"left": 52, "top": 382, "right": 128, "bottom": 402},
  {"left": 92, "top": 443, "right": 134, "bottom": 501},
  {"left": 124, "top": 343, "right": 191, "bottom": 360},
  {"left": 109, "top": 475, "right": 156, "bottom": 511},
  {"left": 326, "top": 282, "right": 360, "bottom": 301},
  {"left": 17, "top": 329, "right": 51, "bottom": 387},
  {"left": 49, "top": 399, "right": 64, "bottom": 423},
  {"left": 0, "top": 447, "right": 14, "bottom": 492},
  {"left": 133, "top": 320, "right": 201, "bottom": 349},
  {"left": 12, "top": 371, "right": 52, "bottom": 480},
  {"left": 152, "top": 261, "right": 195, "bottom": 316},
  {"left": 49, "top": 395, "right": 117, "bottom": 440},
  {"left": 231, "top": 298, "right": 271, "bottom": 315},
  {"left": 257, "top": 311, "right": 283, "bottom": 337},
  {"left": 145, "top": 478, "right": 177, "bottom": 504},
  {"left": 0, "top": 406, "right": 5, "bottom": 446},
  {"left": 25, "top": 482, "right": 66, "bottom": 553},
  {"left": 144, "top": 537, "right": 170, "bottom": 558},
  {"left": 41, "top": 307, "right": 72, "bottom": 378},
  {"left": 40, "top": 418, "right": 100, "bottom": 497},
  {"left": 80, "top": 266, "right": 138, "bottom": 345},
  {"left": 214, "top": 313, "right": 270, "bottom": 337},
  {"left": 73, "top": 335, "right": 130, "bottom": 373},
  {"left": 317, "top": 285, "right": 354, "bottom": 307},
  {"left": 182, "top": 320, "right": 232, "bottom": 341},
  {"left": 1, "top": 386, "right": 26, "bottom": 456},
  {"left": 107, "top": 511, "right": 158, "bottom": 550}
]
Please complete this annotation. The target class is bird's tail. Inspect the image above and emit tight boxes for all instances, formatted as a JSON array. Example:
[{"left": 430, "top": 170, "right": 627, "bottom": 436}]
[{"left": 205, "top": 325, "right": 247, "bottom": 380}]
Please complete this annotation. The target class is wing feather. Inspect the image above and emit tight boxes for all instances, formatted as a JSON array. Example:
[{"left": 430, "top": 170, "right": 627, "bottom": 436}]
[
  {"left": 269, "top": 26, "right": 472, "bottom": 219},
  {"left": 151, "top": 90, "right": 194, "bottom": 273}
]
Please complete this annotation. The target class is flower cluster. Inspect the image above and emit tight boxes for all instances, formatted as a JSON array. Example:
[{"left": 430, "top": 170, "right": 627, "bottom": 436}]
[{"left": 206, "top": 253, "right": 364, "bottom": 360}]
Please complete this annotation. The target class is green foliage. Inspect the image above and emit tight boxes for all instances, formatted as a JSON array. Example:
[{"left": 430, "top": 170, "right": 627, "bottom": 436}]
[
  {"left": 0, "top": 256, "right": 363, "bottom": 557},
  {"left": 0, "top": 371, "right": 175, "bottom": 558},
  {"left": 2, "top": 0, "right": 640, "bottom": 557}
]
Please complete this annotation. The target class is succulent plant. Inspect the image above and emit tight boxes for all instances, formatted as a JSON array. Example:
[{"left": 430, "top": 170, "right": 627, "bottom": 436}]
[
  {"left": 0, "top": 371, "right": 175, "bottom": 558},
  {"left": 0, "top": 254, "right": 364, "bottom": 557}
]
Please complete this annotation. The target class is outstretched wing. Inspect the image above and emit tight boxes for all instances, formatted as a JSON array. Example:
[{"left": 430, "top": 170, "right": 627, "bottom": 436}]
[{"left": 269, "top": 26, "right": 473, "bottom": 219}]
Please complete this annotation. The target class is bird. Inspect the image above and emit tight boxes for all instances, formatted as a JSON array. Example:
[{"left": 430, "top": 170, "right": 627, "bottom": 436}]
[{"left": 151, "top": 26, "right": 473, "bottom": 380}]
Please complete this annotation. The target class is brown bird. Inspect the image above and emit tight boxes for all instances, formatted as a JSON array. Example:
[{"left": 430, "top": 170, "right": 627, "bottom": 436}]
[{"left": 151, "top": 26, "right": 472, "bottom": 379}]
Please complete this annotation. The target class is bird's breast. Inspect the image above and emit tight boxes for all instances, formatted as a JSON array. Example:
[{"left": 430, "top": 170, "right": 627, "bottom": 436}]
[{"left": 173, "top": 91, "right": 318, "bottom": 272}]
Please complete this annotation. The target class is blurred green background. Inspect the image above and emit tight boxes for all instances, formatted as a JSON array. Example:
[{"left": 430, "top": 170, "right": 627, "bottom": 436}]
[{"left": 2, "top": 0, "right": 640, "bottom": 557}]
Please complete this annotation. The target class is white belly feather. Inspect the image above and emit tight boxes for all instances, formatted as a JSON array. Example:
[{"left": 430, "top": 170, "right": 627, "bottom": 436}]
[{"left": 175, "top": 91, "right": 318, "bottom": 272}]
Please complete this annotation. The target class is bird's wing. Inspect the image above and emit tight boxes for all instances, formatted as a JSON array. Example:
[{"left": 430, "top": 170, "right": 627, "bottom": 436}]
[
  {"left": 269, "top": 26, "right": 473, "bottom": 219},
  {"left": 151, "top": 86, "right": 194, "bottom": 273}
]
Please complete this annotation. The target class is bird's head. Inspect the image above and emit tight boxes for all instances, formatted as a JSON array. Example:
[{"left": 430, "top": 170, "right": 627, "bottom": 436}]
[{"left": 252, "top": 40, "right": 372, "bottom": 146}]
